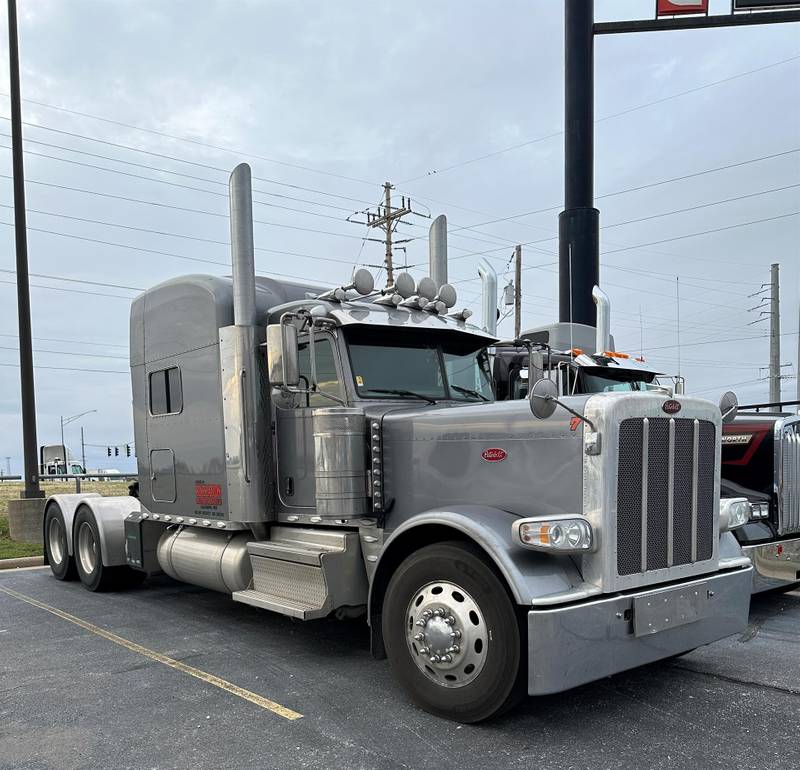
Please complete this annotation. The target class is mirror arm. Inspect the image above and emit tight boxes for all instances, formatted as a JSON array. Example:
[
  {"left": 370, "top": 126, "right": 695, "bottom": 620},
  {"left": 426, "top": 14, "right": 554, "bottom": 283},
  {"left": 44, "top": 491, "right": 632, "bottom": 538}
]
[{"left": 532, "top": 394, "right": 597, "bottom": 433}]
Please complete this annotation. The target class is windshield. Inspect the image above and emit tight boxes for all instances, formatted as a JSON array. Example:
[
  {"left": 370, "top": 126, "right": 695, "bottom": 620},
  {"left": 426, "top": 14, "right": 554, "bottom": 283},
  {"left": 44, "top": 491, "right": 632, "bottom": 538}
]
[{"left": 346, "top": 328, "right": 494, "bottom": 402}]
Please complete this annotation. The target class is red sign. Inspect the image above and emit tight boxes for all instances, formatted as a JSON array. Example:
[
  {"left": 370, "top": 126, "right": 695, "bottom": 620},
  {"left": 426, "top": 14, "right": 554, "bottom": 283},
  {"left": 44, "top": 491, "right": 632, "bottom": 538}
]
[
  {"left": 195, "top": 482, "right": 222, "bottom": 507},
  {"left": 481, "top": 448, "right": 507, "bottom": 463},
  {"left": 662, "top": 400, "right": 682, "bottom": 415},
  {"left": 657, "top": 0, "right": 708, "bottom": 15}
]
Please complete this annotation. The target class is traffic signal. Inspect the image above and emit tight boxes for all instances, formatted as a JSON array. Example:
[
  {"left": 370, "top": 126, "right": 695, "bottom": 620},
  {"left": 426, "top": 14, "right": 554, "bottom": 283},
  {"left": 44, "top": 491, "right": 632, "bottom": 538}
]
[
  {"left": 126, "top": 444, "right": 131, "bottom": 457},
  {"left": 107, "top": 447, "right": 111, "bottom": 457},
  {"left": 114, "top": 447, "right": 119, "bottom": 456}
]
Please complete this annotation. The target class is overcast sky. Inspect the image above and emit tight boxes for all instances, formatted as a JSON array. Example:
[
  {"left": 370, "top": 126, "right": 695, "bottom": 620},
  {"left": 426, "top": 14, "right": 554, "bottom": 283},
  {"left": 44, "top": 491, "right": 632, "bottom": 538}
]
[{"left": 0, "top": 0, "right": 798, "bottom": 476}]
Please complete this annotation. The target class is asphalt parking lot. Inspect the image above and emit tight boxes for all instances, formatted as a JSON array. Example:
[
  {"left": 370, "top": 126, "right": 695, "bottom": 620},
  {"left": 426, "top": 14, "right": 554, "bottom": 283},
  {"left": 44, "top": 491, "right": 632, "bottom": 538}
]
[{"left": 1, "top": 568, "right": 798, "bottom": 770}]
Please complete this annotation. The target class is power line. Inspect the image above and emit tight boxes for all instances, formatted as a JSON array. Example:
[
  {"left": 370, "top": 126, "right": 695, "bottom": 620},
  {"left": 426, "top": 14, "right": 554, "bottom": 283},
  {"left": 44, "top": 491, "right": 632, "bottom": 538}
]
[
  {"left": 0, "top": 267, "right": 144, "bottom": 292},
  {"left": 448, "top": 148, "right": 800, "bottom": 233},
  {"left": 400, "top": 54, "right": 800, "bottom": 182},
  {"left": 0, "top": 332, "right": 127, "bottom": 349},
  {"left": 0, "top": 97, "right": 379, "bottom": 188},
  {"left": 0, "top": 344, "right": 128, "bottom": 360},
  {"left": 0, "top": 278, "right": 135, "bottom": 300},
  {"left": 0, "top": 362, "right": 127, "bottom": 374},
  {"left": 602, "top": 211, "right": 800, "bottom": 255}
]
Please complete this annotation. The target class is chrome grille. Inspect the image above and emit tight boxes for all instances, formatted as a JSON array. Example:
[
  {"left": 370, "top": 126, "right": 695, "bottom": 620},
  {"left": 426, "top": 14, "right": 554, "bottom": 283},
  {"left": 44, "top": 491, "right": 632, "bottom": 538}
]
[
  {"left": 779, "top": 423, "right": 800, "bottom": 535},
  {"left": 617, "top": 417, "right": 715, "bottom": 577}
]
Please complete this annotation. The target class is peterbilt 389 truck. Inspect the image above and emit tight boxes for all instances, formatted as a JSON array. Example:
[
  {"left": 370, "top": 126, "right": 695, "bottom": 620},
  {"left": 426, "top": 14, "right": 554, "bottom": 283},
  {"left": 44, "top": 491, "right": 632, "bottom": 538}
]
[
  {"left": 42, "top": 165, "right": 753, "bottom": 723},
  {"left": 492, "top": 292, "right": 800, "bottom": 595}
]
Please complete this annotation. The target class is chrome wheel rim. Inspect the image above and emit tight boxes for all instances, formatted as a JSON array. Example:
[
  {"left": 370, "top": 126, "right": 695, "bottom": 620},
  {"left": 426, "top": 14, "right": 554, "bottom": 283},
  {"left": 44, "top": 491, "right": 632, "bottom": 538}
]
[
  {"left": 405, "top": 581, "right": 488, "bottom": 688},
  {"left": 77, "top": 521, "right": 98, "bottom": 575},
  {"left": 47, "top": 516, "right": 65, "bottom": 566}
]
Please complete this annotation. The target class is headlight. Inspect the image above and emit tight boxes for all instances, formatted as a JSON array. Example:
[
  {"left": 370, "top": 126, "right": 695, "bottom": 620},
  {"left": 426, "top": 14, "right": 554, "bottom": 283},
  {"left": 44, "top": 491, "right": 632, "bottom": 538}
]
[
  {"left": 750, "top": 502, "right": 770, "bottom": 520},
  {"left": 719, "top": 497, "right": 751, "bottom": 532},
  {"left": 512, "top": 516, "right": 595, "bottom": 554}
]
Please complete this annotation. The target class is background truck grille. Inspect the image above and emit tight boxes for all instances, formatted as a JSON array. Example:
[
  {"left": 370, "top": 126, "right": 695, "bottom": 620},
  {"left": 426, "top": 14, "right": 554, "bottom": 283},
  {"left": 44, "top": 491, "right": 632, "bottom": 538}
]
[
  {"left": 779, "top": 423, "right": 800, "bottom": 535},
  {"left": 616, "top": 417, "right": 715, "bottom": 576}
]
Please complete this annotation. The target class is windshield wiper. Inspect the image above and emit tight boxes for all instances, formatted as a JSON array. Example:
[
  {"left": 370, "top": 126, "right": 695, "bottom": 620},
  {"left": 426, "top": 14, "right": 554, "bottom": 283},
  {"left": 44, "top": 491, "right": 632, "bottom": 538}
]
[
  {"left": 361, "top": 388, "right": 437, "bottom": 404},
  {"left": 451, "top": 385, "right": 490, "bottom": 402}
]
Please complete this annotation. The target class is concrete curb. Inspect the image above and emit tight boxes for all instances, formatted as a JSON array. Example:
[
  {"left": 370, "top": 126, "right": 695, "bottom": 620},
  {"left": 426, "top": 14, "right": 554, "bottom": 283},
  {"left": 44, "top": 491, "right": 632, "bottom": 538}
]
[{"left": 0, "top": 556, "right": 45, "bottom": 570}]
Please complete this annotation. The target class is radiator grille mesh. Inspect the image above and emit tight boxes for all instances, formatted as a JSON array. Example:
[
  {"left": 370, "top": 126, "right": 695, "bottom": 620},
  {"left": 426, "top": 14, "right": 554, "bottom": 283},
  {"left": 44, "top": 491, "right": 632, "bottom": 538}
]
[{"left": 617, "top": 417, "right": 716, "bottom": 576}]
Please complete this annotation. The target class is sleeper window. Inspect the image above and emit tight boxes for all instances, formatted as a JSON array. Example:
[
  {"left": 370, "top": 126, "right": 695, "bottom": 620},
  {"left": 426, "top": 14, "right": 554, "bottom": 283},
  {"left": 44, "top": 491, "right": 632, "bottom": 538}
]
[{"left": 149, "top": 367, "right": 183, "bottom": 415}]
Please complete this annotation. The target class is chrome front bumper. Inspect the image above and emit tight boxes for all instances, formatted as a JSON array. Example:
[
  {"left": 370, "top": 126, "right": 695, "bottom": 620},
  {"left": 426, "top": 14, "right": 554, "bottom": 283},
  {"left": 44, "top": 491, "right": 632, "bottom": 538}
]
[
  {"left": 527, "top": 567, "right": 753, "bottom": 695},
  {"left": 743, "top": 537, "right": 800, "bottom": 593}
]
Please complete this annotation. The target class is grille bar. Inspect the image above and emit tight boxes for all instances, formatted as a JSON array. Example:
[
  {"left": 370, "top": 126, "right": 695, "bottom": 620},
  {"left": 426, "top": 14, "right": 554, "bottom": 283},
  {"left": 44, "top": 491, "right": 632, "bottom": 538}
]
[
  {"left": 617, "top": 417, "right": 716, "bottom": 577},
  {"left": 667, "top": 419, "right": 675, "bottom": 568},
  {"left": 780, "top": 425, "right": 800, "bottom": 535},
  {"left": 691, "top": 419, "right": 699, "bottom": 562},
  {"left": 641, "top": 418, "right": 649, "bottom": 572}
]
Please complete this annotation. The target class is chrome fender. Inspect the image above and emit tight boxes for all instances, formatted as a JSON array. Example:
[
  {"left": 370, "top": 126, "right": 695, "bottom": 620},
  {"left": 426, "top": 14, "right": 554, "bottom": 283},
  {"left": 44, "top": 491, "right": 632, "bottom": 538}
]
[
  {"left": 44, "top": 494, "right": 102, "bottom": 558},
  {"left": 72, "top": 496, "right": 140, "bottom": 566}
]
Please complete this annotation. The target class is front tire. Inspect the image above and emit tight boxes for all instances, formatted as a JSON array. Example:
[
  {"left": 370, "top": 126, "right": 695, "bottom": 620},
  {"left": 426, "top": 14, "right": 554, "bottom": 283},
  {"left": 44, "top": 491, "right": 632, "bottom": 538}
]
[
  {"left": 44, "top": 504, "right": 77, "bottom": 581},
  {"left": 382, "top": 541, "right": 525, "bottom": 723}
]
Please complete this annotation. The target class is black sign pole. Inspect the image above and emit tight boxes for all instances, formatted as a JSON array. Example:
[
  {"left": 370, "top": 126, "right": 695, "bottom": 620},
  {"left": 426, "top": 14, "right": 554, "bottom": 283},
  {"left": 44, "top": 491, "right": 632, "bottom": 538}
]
[
  {"left": 7, "top": 0, "right": 42, "bottom": 499},
  {"left": 559, "top": 0, "right": 600, "bottom": 328}
]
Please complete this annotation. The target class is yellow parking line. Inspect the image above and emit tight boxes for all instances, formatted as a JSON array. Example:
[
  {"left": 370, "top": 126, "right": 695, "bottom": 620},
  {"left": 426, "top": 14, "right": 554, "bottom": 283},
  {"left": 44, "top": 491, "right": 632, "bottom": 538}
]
[{"left": 0, "top": 586, "right": 303, "bottom": 721}]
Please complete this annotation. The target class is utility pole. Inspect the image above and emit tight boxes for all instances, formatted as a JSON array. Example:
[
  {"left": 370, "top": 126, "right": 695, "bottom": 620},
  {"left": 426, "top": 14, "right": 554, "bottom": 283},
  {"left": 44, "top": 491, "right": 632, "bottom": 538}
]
[
  {"left": 514, "top": 245, "right": 522, "bottom": 339},
  {"left": 361, "top": 182, "right": 413, "bottom": 289},
  {"left": 7, "top": 0, "right": 41, "bottom": 498},
  {"left": 770, "top": 262, "right": 781, "bottom": 403},
  {"left": 559, "top": 0, "right": 599, "bottom": 328},
  {"left": 81, "top": 426, "right": 86, "bottom": 472}
]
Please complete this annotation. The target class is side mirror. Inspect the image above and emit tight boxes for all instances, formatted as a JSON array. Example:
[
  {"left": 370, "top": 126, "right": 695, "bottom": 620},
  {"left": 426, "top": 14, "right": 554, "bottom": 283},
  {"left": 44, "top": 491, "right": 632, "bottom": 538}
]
[
  {"left": 529, "top": 378, "right": 558, "bottom": 420},
  {"left": 719, "top": 390, "right": 738, "bottom": 424},
  {"left": 267, "top": 323, "right": 299, "bottom": 387}
]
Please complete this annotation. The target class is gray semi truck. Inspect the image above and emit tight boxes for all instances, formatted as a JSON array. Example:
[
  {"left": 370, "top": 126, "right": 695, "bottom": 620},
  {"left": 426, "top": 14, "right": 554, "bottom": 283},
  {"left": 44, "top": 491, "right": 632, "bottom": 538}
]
[
  {"left": 42, "top": 165, "right": 753, "bottom": 723},
  {"left": 492, "top": 291, "right": 800, "bottom": 595}
]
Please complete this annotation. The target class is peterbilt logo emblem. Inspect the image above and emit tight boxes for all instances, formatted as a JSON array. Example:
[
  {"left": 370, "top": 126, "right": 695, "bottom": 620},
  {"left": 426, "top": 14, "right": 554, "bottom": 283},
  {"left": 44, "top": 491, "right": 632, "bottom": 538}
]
[
  {"left": 662, "top": 400, "right": 682, "bottom": 415},
  {"left": 481, "top": 448, "right": 507, "bottom": 462}
]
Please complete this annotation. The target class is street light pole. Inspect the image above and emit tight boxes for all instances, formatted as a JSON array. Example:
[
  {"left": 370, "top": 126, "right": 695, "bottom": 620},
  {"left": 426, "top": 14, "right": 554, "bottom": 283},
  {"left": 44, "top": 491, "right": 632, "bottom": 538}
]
[
  {"left": 7, "top": 0, "right": 42, "bottom": 498},
  {"left": 559, "top": 0, "right": 600, "bottom": 328}
]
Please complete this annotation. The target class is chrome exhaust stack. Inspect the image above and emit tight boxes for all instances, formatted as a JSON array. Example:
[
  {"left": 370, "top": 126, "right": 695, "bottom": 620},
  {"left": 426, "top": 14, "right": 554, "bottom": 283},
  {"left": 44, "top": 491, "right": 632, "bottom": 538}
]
[
  {"left": 429, "top": 214, "right": 448, "bottom": 288},
  {"left": 592, "top": 285, "right": 611, "bottom": 353},
  {"left": 229, "top": 163, "right": 257, "bottom": 327},
  {"left": 478, "top": 258, "right": 497, "bottom": 336}
]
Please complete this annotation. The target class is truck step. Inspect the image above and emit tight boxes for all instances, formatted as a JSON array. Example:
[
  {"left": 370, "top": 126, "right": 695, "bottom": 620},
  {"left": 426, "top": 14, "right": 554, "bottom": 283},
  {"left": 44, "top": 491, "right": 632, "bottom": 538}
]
[{"left": 231, "top": 527, "right": 369, "bottom": 620}]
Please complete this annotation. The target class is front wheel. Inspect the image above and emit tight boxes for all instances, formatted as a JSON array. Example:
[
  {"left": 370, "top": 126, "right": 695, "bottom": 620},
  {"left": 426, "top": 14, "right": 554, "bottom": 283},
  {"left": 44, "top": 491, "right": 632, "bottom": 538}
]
[{"left": 382, "top": 541, "right": 525, "bottom": 723}]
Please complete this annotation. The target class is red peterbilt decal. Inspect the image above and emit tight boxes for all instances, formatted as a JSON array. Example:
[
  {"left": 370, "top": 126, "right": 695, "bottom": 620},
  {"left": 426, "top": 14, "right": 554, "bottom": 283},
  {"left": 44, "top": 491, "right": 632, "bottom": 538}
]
[
  {"left": 195, "top": 483, "right": 222, "bottom": 507},
  {"left": 662, "top": 399, "right": 682, "bottom": 415},
  {"left": 481, "top": 448, "right": 507, "bottom": 462},
  {"left": 569, "top": 416, "right": 582, "bottom": 431}
]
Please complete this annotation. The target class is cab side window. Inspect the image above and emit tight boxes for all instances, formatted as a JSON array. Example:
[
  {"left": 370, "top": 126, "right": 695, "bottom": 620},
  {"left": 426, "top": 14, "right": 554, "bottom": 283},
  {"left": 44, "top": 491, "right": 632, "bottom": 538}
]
[{"left": 297, "top": 337, "right": 344, "bottom": 407}]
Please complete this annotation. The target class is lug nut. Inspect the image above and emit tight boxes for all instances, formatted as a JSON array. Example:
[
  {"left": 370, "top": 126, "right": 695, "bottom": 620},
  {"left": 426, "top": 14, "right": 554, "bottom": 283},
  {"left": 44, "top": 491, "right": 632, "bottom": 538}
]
[
  {"left": 449, "top": 645, "right": 460, "bottom": 654},
  {"left": 445, "top": 615, "right": 455, "bottom": 625},
  {"left": 451, "top": 629, "right": 462, "bottom": 639},
  {"left": 414, "top": 633, "right": 424, "bottom": 642},
  {"left": 442, "top": 654, "right": 452, "bottom": 663}
]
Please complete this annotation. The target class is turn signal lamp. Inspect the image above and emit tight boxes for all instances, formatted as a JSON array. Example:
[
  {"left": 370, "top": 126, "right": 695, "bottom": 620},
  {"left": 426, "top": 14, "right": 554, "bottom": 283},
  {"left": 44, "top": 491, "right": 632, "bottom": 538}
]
[
  {"left": 750, "top": 502, "right": 769, "bottom": 520},
  {"left": 719, "top": 497, "right": 752, "bottom": 532},
  {"left": 569, "top": 348, "right": 584, "bottom": 356},
  {"left": 602, "top": 350, "right": 630, "bottom": 359},
  {"left": 512, "top": 516, "right": 595, "bottom": 554}
]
